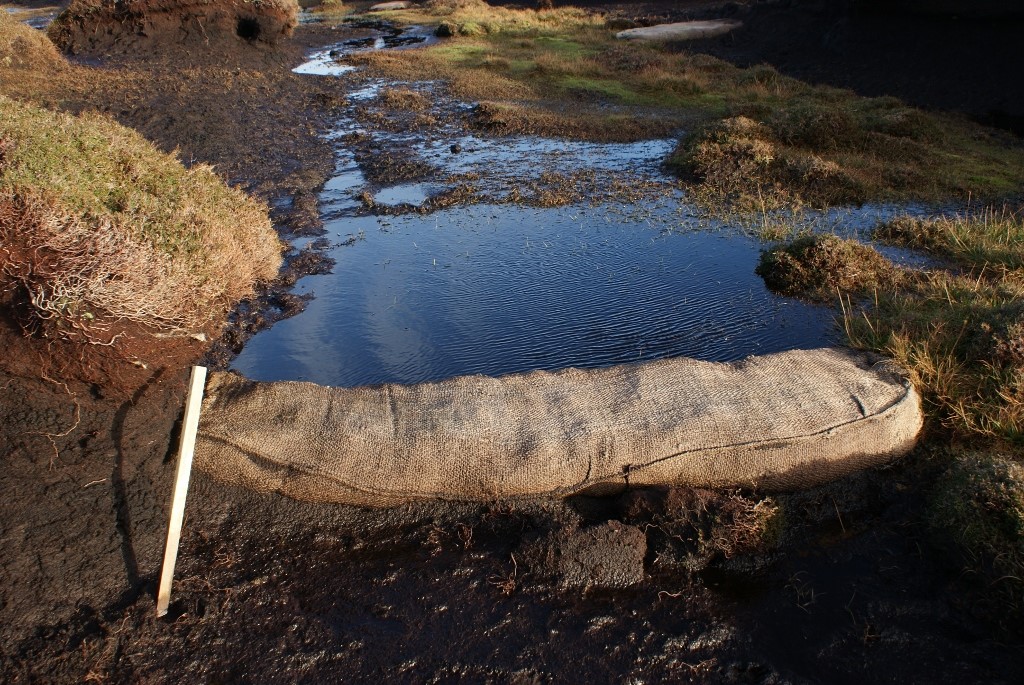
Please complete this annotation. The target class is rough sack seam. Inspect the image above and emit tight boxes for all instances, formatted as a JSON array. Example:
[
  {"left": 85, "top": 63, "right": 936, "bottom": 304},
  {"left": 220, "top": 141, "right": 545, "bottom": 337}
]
[
  {"left": 193, "top": 348, "right": 925, "bottom": 505},
  {"left": 616, "top": 380, "right": 916, "bottom": 478},
  {"left": 199, "top": 380, "right": 917, "bottom": 499}
]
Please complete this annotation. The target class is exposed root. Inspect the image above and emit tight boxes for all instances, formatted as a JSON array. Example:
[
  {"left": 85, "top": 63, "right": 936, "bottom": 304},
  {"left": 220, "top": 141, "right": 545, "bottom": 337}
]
[
  {"left": 32, "top": 374, "right": 82, "bottom": 469},
  {"left": 487, "top": 554, "right": 518, "bottom": 596}
]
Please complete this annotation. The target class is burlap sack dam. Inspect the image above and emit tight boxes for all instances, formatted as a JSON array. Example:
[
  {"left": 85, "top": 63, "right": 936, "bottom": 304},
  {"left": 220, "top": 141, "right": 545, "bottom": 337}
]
[{"left": 194, "top": 348, "right": 923, "bottom": 507}]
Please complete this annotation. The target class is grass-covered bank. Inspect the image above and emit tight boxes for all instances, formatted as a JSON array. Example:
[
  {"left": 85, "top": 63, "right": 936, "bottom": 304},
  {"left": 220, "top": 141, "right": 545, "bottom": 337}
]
[
  {"left": 331, "top": 0, "right": 1024, "bottom": 209},
  {"left": 757, "top": 208, "right": 1024, "bottom": 615},
  {"left": 0, "top": 13, "right": 282, "bottom": 343},
  {"left": 0, "top": 96, "right": 282, "bottom": 339}
]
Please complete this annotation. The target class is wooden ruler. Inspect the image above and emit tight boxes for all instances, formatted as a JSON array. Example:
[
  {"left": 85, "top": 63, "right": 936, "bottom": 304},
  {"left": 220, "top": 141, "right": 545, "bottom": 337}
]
[{"left": 156, "top": 365, "right": 207, "bottom": 618}]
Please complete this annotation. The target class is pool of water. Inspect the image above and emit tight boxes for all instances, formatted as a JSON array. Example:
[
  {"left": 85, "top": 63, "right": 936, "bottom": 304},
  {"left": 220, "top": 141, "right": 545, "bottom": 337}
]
[
  {"left": 232, "top": 200, "right": 839, "bottom": 386},
  {"left": 6, "top": 6, "right": 59, "bottom": 30},
  {"left": 234, "top": 26, "right": 938, "bottom": 388}
]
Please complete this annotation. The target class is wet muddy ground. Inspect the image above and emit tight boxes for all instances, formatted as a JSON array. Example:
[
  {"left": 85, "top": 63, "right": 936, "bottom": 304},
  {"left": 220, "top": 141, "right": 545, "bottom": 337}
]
[{"left": 2, "top": 1, "right": 1024, "bottom": 682}]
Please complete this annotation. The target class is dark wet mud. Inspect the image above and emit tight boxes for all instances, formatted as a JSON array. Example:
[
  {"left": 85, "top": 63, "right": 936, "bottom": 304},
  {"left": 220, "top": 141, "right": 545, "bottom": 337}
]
[{"left": 5, "top": 449, "right": 1021, "bottom": 683}]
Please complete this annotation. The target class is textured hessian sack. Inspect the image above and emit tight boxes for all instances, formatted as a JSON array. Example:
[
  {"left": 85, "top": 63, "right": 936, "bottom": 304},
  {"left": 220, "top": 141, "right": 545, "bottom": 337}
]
[{"left": 194, "top": 348, "right": 923, "bottom": 506}]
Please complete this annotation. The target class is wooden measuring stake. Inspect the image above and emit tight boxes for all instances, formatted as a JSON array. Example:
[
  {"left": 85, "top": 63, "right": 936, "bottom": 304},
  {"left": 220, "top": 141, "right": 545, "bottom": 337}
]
[{"left": 156, "top": 365, "right": 207, "bottom": 618}]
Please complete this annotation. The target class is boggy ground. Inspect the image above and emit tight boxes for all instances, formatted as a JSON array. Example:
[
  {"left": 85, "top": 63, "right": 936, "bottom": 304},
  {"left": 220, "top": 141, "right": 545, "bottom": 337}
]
[
  {"left": 2, "top": 1, "right": 1024, "bottom": 682},
  {"left": 559, "top": 0, "right": 1024, "bottom": 133}
]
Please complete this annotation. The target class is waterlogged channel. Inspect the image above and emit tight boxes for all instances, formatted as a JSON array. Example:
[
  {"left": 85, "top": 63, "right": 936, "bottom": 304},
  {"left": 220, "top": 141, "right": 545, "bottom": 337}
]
[{"left": 232, "top": 25, "right": 923, "bottom": 387}]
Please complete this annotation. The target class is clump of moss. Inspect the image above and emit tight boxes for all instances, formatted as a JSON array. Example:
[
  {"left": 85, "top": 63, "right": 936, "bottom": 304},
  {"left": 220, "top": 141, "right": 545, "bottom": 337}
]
[
  {"left": 875, "top": 215, "right": 954, "bottom": 253},
  {"left": 767, "top": 101, "right": 861, "bottom": 151},
  {"left": 434, "top": 19, "right": 490, "bottom": 37},
  {"left": 672, "top": 117, "right": 778, "bottom": 199},
  {"left": 674, "top": 95, "right": 1024, "bottom": 209},
  {"left": 0, "top": 96, "right": 281, "bottom": 341},
  {"left": 313, "top": 0, "right": 346, "bottom": 13},
  {"left": 861, "top": 99, "right": 945, "bottom": 143},
  {"left": 756, "top": 234, "right": 901, "bottom": 301},
  {"left": 929, "top": 453, "right": 1024, "bottom": 619}
]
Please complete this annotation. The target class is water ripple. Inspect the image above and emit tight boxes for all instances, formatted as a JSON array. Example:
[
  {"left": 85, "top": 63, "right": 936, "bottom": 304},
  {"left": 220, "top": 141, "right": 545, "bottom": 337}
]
[{"left": 233, "top": 204, "right": 838, "bottom": 386}]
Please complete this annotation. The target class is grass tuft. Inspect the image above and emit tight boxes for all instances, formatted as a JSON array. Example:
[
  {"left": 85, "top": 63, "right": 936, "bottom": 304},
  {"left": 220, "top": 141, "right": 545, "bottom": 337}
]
[
  {"left": 0, "top": 11, "right": 64, "bottom": 71},
  {"left": 0, "top": 96, "right": 281, "bottom": 340},
  {"left": 875, "top": 208, "right": 1024, "bottom": 271},
  {"left": 378, "top": 87, "right": 431, "bottom": 111},
  {"left": 844, "top": 265, "right": 1024, "bottom": 443},
  {"left": 756, "top": 234, "right": 901, "bottom": 301}
]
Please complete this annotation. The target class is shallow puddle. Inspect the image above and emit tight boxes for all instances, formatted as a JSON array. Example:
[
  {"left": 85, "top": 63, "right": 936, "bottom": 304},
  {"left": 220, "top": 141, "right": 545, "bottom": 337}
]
[
  {"left": 5, "top": 5, "right": 59, "bottom": 29},
  {"left": 373, "top": 183, "right": 431, "bottom": 207},
  {"left": 238, "top": 26, "right": 935, "bottom": 387},
  {"left": 233, "top": 201, "right": 839, "bottom": 386}
]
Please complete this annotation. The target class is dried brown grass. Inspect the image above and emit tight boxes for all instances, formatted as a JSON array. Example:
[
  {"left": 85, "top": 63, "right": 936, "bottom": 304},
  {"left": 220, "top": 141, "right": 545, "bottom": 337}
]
[
  {"left": 875, "top": 207, "right": 1024, "bottom": 271},
  {"left": 0, "top": 96, "right": 281, "bottom": 340},
  {"left": 378, "top": 87, "right": 431, "bottom": 111},
  {"left": 0, "top": 11, "right": 63, "bottom": 70},
  {"left": 469, "top": 100, "right": 674, "bottom": 142}
]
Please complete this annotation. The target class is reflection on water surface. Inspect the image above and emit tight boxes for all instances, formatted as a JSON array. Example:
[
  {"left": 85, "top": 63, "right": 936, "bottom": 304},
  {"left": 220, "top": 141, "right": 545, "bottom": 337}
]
[
  {"left": 232, "top": 200, "right": 839, "bottom": 386},
  {"left": 235, "top": 25, "right": 940, "bottom": 388}
]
